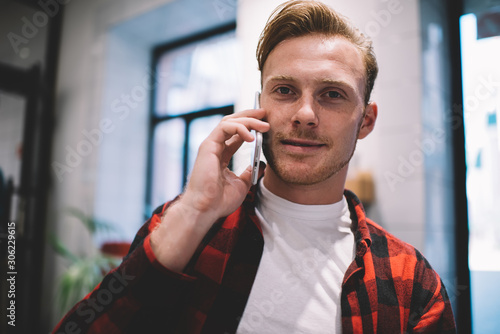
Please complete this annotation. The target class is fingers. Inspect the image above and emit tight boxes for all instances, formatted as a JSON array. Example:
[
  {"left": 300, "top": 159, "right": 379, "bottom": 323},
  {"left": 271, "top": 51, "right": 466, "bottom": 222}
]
[
  {"left": 221, "top": 135, "right": 245, "bottom": 163},
  {"left": 194, "top": 108, "right": 269, "bottom": 173},
  {"left": 207, "top": 109, "right": 270, "bottom": 146},
  {"left": 222, "top": 108, "right": 269, "bottom": 135},
  {"left": 225, "top": 107, "right": 267, "bottom": 120}
]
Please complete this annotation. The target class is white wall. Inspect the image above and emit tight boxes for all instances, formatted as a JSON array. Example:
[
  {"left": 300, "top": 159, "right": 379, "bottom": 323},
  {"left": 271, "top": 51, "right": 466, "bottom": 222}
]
[{"left": 237, "top": 0, "right": 426, "bottom": 251}]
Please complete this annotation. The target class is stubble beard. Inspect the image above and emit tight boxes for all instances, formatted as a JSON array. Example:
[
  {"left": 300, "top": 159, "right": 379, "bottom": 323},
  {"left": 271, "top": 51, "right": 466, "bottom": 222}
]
[
  {"left": 262, "top": 130, "right": 359, "bottom": 186},
  {"left": 262, "top": 121, "right": 363, "bottom": 186}
]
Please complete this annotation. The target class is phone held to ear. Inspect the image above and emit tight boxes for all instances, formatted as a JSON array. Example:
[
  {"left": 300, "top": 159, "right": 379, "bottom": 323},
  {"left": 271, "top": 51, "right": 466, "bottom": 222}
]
[{"left": 251, "top": 92, "right": 263, "bottom": 185}]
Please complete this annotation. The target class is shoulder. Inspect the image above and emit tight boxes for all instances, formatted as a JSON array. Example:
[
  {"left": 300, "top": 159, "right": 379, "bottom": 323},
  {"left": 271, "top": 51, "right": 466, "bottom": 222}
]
[
  {"left": 366, "top": 218, "right": 419, "bottom": 256},
  {"left": 363, "top": 220, "right": 456, "bottom": 332},
  {"left": 365, "top": 218, "right": 438, "bottom": 282}
]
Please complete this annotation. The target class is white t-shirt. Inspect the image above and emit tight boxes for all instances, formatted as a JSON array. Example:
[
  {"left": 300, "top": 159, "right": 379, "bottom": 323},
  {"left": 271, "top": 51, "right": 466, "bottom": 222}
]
[{"left": 236, "top": 181, "right": 355, "bottom": 334}]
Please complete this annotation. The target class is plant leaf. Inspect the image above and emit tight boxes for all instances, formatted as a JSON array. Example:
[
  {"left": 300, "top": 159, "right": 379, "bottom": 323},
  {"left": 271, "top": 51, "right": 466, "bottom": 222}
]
[{"left": 48, "top": 234, "right": 79, "bottom": 263}]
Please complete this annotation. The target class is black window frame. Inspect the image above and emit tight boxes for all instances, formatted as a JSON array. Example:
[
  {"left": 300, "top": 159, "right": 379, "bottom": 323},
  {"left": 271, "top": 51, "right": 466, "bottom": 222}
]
[{"left": 145, "top": 22, "right": 237, "bottom": 213}]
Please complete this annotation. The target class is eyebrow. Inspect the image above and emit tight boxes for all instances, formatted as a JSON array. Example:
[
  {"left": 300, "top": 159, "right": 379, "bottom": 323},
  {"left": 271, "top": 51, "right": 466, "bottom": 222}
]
[
  {"left": 267, "top": 75, "right": 295, "bottom": 82},
  {"left": 266, "top": 75, "right": 356, "bottom": 93}
]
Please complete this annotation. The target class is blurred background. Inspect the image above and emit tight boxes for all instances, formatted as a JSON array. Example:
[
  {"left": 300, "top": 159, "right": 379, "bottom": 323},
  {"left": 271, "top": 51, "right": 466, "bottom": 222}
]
[{"left": 0, "top": 0, "right": 499, "bottom": 332}]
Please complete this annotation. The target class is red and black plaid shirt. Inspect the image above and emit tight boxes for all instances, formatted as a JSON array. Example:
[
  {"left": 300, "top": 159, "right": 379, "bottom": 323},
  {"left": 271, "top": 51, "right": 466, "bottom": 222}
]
[{"left": 53, "top": 189, "right": 456, "bottom": 333}]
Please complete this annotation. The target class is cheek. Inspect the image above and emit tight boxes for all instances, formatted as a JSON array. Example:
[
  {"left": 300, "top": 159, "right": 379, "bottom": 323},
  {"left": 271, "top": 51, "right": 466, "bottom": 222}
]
[
  {"left": 265, "top": 113, "right": 287, "bottom": 132},
  {"left": 331, "top": 122, "right": 360, "bottom": 144}
]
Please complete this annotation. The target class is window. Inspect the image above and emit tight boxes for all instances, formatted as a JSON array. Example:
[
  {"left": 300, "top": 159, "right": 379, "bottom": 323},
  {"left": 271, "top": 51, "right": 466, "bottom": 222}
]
[
  {"left": 147, "top": 24, "right": 239, "bottom": 211},
  {"left": 460, "top": 12, "right": 500, "bottom": 334}
]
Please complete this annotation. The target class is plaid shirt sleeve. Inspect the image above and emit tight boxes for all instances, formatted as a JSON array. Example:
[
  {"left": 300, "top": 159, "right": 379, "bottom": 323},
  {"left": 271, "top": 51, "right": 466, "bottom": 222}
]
[{"left": 51, "top": 202, "right": 197, "bottom": 334}]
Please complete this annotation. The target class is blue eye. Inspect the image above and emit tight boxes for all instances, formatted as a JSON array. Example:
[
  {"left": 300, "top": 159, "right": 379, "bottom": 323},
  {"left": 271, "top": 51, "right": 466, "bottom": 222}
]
[
  {"left": 326, "top": 91, "right": 341, "bottom": 98},
  {"left": 277, "top": 87, "right": 291, "bottom": 95}
]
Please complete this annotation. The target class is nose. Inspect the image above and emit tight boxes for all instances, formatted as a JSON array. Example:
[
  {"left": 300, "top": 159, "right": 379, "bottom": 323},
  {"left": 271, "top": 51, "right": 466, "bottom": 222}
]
[{"left": 291, "top": 96, "right": 318, "bottom": 127}]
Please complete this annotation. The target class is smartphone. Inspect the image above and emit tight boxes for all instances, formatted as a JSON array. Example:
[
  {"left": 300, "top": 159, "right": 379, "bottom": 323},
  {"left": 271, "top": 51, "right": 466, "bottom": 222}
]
[{"left": 251, "top": 92, "right": 263, "bottom": 185}]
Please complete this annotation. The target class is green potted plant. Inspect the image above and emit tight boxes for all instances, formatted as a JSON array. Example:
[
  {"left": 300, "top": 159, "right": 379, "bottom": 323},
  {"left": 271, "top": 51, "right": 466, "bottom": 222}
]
[{"left": 50, "top": 208, "right": 130, "bottom": 316}]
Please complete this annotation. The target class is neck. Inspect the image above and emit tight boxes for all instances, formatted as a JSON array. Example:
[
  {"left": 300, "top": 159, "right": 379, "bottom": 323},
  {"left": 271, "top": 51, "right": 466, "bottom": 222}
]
[{"left": 262, "top": 166, "right": 348, "bottom": 205}]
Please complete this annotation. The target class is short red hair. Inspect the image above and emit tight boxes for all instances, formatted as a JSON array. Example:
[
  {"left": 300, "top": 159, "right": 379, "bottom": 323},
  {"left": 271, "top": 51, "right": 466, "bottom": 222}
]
[{"left": 257, "top": 0, "right": 378, "bottom": 104}]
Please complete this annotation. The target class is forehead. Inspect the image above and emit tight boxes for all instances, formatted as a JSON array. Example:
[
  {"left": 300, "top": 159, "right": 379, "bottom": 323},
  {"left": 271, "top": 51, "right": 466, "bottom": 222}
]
[{"left": 262, "top": 34, "right": 365, "bottom": 94}]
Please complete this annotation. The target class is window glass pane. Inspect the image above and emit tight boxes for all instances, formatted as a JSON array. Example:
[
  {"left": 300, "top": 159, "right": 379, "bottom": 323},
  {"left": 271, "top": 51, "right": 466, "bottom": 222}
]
[
  {"left": 151, "top": 118, "right": 185, "bottom": 207},
  {"left": 461, "top": 13, "right": 500, "bottom": 271},
  {"left": 155, "top": 31, "right": 239, "bottom": 116},
  {"left": 188, "top": 114, "right": 224, "bottom": 175},
  {"left": 460, "top": 13, "right": 500, "bottom": 334}
]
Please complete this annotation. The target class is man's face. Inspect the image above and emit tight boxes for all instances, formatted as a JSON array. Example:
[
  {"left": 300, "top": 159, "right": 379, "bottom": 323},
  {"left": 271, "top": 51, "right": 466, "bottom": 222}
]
[{"left": 260, "top": 34, "right": 374, "bottom": 186}]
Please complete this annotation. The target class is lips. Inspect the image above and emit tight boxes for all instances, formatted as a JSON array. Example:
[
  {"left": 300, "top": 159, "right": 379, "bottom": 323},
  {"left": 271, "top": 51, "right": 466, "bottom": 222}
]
[
  {"left": 281, "top": 138, "right": 326, "bottom": 147},
  {"left": 280, "top": 138, "right": 326, "bottom": 154}
]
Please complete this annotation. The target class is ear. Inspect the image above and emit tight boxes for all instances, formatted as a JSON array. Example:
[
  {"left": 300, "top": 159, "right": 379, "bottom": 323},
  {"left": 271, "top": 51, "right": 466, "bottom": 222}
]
[{"left": 358, "top": 102, "right": 378, "bottom": 139}]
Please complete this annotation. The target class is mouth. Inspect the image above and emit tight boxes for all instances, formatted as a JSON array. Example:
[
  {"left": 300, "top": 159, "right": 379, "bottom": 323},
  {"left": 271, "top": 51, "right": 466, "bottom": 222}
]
[{"left": 280, "top": 138, "right": 326, "bottom": 152}]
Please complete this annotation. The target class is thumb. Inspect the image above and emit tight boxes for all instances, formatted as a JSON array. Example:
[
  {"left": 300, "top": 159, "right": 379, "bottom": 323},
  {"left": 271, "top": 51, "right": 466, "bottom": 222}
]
[
  {"left": 239, "top": 165, "right": 253, "bottom": 187},
  {"left": 240, "top": 161, "right": 266, "bottom": 186}
]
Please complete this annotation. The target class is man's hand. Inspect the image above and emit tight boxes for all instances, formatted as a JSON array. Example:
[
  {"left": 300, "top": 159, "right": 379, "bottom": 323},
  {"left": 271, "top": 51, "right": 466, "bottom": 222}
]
[
  {"left": 150, "top": 108, "right": 269, "bottom": 272},
  {"left": 183, "top": 108, "right": 269, "bottom": 221}
]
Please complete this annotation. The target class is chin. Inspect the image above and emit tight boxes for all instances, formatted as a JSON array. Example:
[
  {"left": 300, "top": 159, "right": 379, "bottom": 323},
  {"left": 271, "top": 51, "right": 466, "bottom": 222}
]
[
  {"left": 270, "top": 159, "right": 345, "bottom": 186},
  {"left": 263, "top": 142, "right": 353, "bottom": 186}
]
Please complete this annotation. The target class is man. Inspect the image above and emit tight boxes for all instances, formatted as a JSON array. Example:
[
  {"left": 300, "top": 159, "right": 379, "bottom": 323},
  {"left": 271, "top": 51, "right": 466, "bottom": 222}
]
[{"left": 53, "top": 1, "right": 456, "bottom": 333}]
